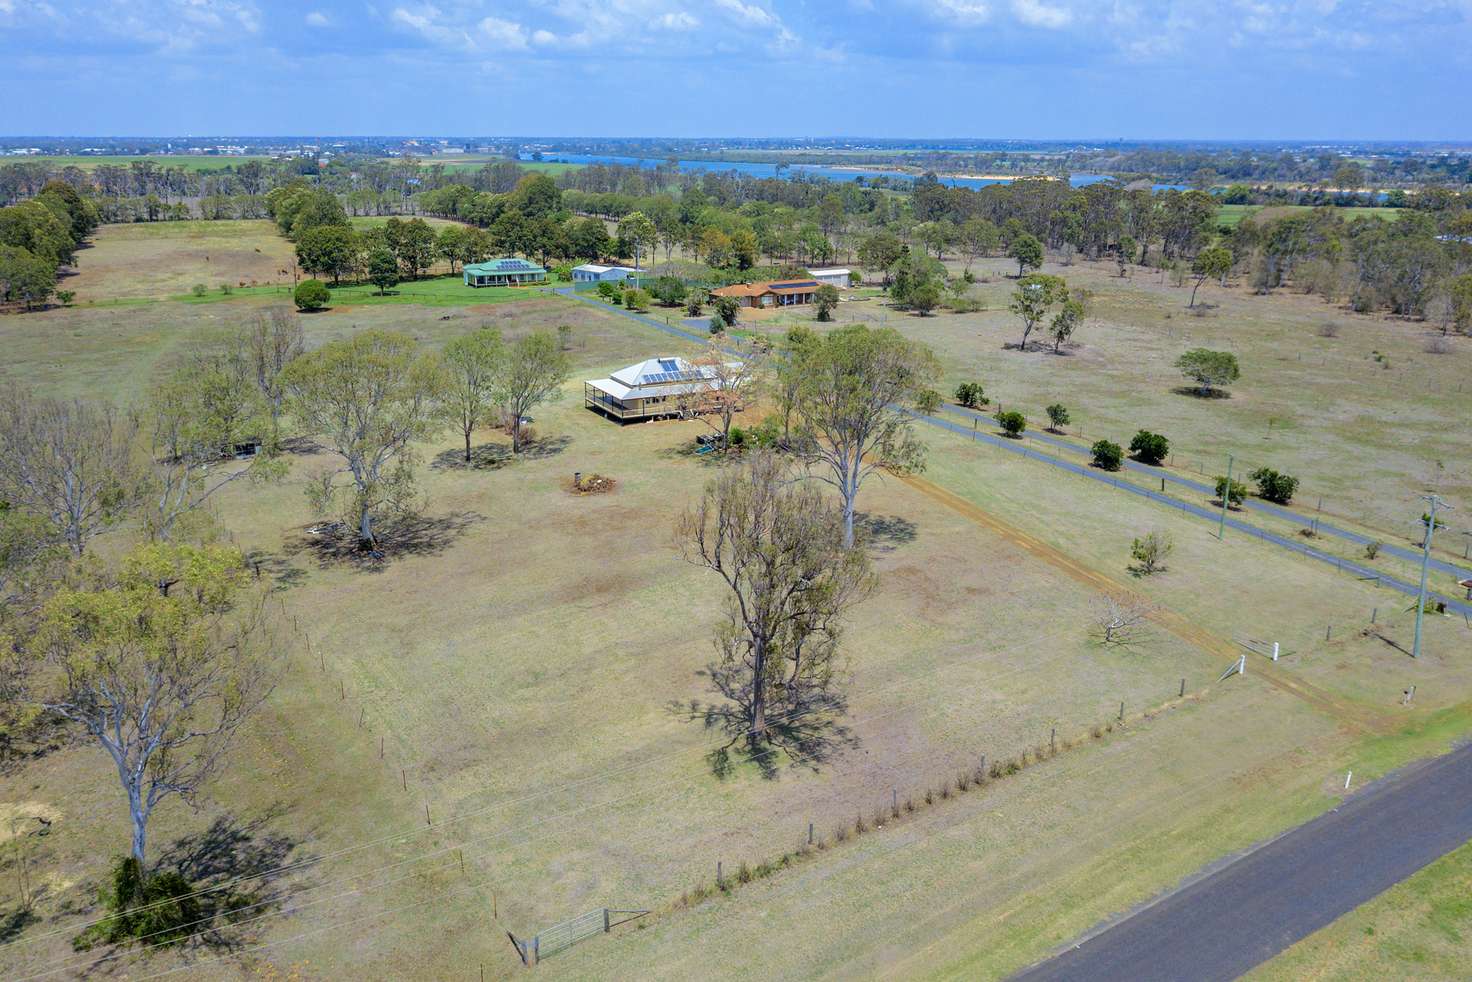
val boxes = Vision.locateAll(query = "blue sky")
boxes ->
[2,0,1470,139]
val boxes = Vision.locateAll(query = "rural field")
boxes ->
[739,254,1472,552]
[2,218,1470,980]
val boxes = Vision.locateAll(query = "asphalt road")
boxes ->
[1011,742,1472,982]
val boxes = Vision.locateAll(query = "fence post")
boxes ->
[716,861,722,888]
[1371,608,1377,624]
[980,753,987,776]
[1118,701,1124,721]
[1050,727,1056,754]
[892,787,898,813]
[808,822,813,845]
[1326,624,1332,641]
[532,936,539,965]
[1272,642,1280,662]
[604,908,610,933]
[1179,678,1186,698]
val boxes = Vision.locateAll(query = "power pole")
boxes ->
[1218,454,1234,540]
[1414,494,1452,660]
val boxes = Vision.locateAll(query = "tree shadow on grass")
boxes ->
[668,664,857,781]
[288,511,483,572]
[241,549,308,592]
[430,435,571,471]
[855,512,918,553]
[1171,386,1233,400]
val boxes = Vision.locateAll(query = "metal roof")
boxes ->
[464,258,547,274]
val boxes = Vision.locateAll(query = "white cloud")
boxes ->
[304,10,328,26]
[1011,0,1071,28]
[656,10,698,29]
[715,0,779,28]
[934,0,991,24]
[477,15,529,49]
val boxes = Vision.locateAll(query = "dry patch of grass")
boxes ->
[64,220,296,301]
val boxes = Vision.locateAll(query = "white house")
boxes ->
[572,263,644,284]
[810,267,852,289]
[584,356,744,423]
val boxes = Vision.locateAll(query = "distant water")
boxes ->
[523,152,1188,192]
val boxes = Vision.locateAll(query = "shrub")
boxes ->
[1045,403,1070,431]
[595,280,620,301]
[623,287,651,312]
[736,861,752,884]
[219,282,233,295]
[1214,476,1248,508]
[191,283,208,297]
[1250,467,1299,504]
[996,410,1026,437]
[1129,430,1169,465]
[74,856,201,950]
[915,388,943,415]
[1364,541,1381,560]
[56,289,75,305]
[954,381,987,408]
[293,278,330,311]
[854,813,867,834]
[727,426,747,449]
[1091,439,1123,471]
[1316,321,1340,338]
[1130,530,1173,575]
[649,275,687,307]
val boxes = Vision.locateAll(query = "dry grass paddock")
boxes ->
[2,250,1471,979]
[743,254,1472,541]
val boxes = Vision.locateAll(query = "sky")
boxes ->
[2,0,1470,140]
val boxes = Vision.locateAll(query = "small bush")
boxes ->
[1130,530,1173,575]
[74,856,201,950]
[1250,467,1299,504]
[904,797,915,813]
[219,282,233,295]
[1045,403,1071,431]
[834,825,849,844]
[293,278,330,312]
[915,388,943,415]
[56,289,75,305]
[1091,439,1123,471]
[1214,476,1248,508]
[854,813,867,835]
[924,789,934,806]
[737,861,752,884]
[939,784,951,800]
[1129,430,1170,465]
[191,283,207,297]
[1425,336,1451,354]
[954,381,987,408]
[1317,321,1340,338]
[996,410,1026,437]
[1364,541,1381,560]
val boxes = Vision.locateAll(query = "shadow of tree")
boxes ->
[147,809,310,953]
[288,511,483,572]
[1171,386,1233,400]
[855,513,918,552]
[668,664,858,780]
[431,435,571,471]
[0,906,38,944]
[241,550,308,592]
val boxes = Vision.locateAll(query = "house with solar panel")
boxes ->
[583,356,743,423]
[710,279,820,310]
[463,257,548,287]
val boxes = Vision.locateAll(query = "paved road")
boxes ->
[560,289,1472,618]
[1011,742,1472,982]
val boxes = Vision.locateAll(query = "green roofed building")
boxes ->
[463,257,548,287]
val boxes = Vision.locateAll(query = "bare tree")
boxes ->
[678,338,766,449]
[237,306,304,446]
[35,544,279,866]
[1094,594,1152,646]
[793,326,941,547]
[0,388,149,556]
[677,453,874,753]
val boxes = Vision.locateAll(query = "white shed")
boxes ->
[573,263,643,283]
[810,267,852,289]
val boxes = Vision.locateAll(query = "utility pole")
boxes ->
[1218,454,1234,540]
[1414,494,1452,660]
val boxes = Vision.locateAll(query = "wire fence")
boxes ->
[511,906,649,965]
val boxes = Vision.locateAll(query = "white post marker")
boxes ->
[1344,770,1353,791]
[1272,642,1280,662]
[1239,653,1246,676]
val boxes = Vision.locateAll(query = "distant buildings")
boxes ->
[463,258,548,287]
